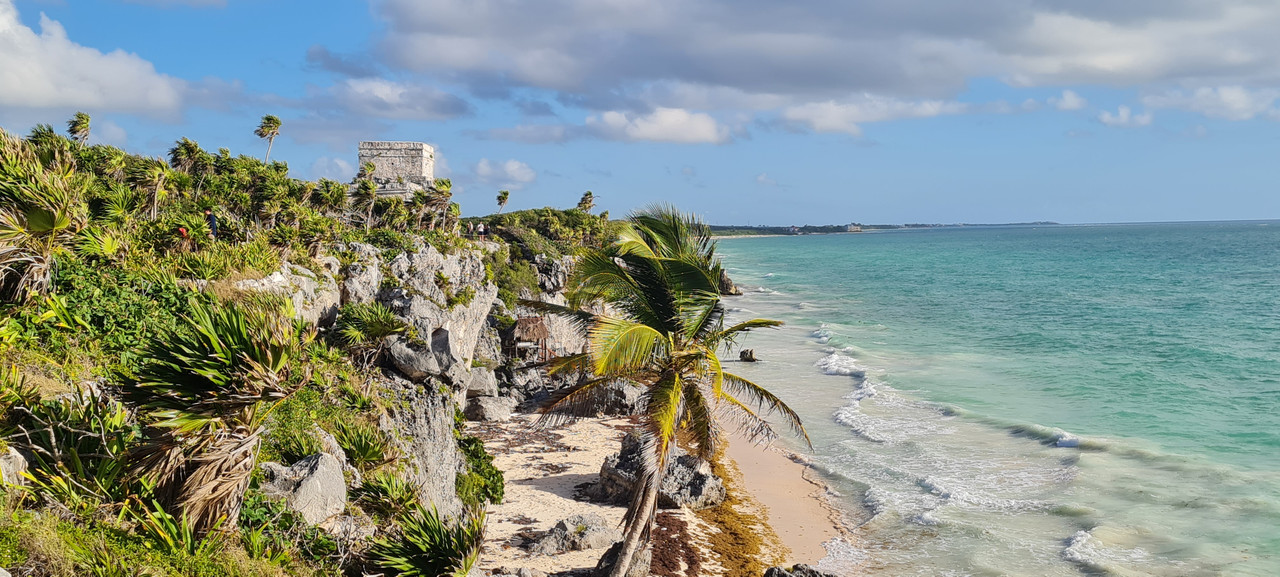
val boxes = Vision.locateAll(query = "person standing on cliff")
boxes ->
[477,222,486,241]
[205,208,219,240]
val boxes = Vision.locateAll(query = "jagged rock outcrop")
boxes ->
[534,254,574,294]
[377,375,464,518]
[719,268,743,296]
[595,543,652,577]
[464,396,517,422]
[259,453,348,525]
[236,260,342,326]
[387,335,441,381]
[466,368,499,398]
[740,349,758,362]
[763,565,841,577]
[529,513,621,555]
[315,426,361,487]
[379,244,498,367]
[592,432,726,510]
[1,446,27,486]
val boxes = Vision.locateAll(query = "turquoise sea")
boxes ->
[717,222,1280,576]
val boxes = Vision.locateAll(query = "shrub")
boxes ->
[455,436,503,506]
[332,302,409,367]
[368,506,485,577]
[238,490,337,566]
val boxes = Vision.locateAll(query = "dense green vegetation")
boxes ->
[0,114,619,576]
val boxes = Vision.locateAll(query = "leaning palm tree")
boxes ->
[127,157,170,220]
[125,297,311,535]
[254,115,282,162]
[496,190,509,213]
[66,112,91,145]
[529,205,808,577]
[355,179,378,232]
[577,191,595,213]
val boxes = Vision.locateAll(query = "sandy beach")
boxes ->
[468,414,853,576]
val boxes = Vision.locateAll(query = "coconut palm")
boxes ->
[125,297,311,535]
[66,112,91,145]
[430,179,452,231]
[577,191,595,213]
[254,115,282,162]
[496,190,509,213]
[313,178,349,215]
[530,205,808,577]
[127,157,170,220]
[355,179,378,232]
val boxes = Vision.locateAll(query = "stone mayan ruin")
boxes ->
[357,141,435,197]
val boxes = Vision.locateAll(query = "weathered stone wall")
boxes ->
[357,141,435,188]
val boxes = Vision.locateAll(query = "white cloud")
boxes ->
[586,108,730,144]
[1049,90,1088,111]
[1142,86,1280,121]
[474,158,537,189]
[332,78,470,120]
[310,157,354,182]
[0,2,185,115]
[755,173,779,187]
[782,96,968,136]
[1098,105,1153,127]
[89,120,128,147]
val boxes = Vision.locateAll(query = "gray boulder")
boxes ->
[235,263,341,326]
[1,446,27,486]
[599,381,645,416]
[0,567,11,577]
[595,432,726,510]
[466,368,499,398]
[594,542,651,577]
[259,453,347,525]
[530,514,621,555]
[387,335,441,381]
[763,565,840,577]
[314,427,361,487]
[378,375,464,518]
[465,396,517,422]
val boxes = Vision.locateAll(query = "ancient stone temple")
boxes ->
[357,141,435,197]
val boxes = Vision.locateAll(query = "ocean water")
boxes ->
[716,222,1280,576]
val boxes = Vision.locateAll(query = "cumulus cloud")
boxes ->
[331,78,471,120]
[586,108,731,144]
[0,2,184,116]
[474,158,537,189]
[1098,105,1153,127]
[782,96,968,135]
[1142,86,1280,121]
[1049,90,1088,111]
[89,120,128,147]
[310,157,355,182]
[372,0,1280,119]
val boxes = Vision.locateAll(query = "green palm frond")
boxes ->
[370,505,486,577]
[589,316,666,375]
[722,371,811,448]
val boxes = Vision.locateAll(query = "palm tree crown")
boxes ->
[532,205,808,576]
[66,112,91,145]
[254,114,282,162]
[496,189,510,213]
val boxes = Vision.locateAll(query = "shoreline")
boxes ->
[470,414,857,576]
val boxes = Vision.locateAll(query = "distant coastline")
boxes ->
[710,221,1059,237]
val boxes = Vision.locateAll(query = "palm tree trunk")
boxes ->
[264,137,275,162]
[609,478,658,577]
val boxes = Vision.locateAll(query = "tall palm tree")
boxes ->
[429,178,452,231]
[125,298,311,535]
[530,206,808,577]
[355,179,378,232]
[66,112,91,145]
[254,115,282,162]
[496,189,510,213]
[127,157,170,220]
[577,191,595,213]
[313,178,349,215]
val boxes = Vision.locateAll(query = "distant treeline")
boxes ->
[708,222,1058,236]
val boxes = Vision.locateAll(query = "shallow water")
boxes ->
[717,222,1280,576]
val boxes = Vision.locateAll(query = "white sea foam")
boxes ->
[811,325,832,343]
[816,352,866,379]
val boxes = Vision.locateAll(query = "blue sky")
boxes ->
[2,0,1279,225]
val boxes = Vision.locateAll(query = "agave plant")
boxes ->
[333,302,408,367]
[369,505,486,577]
[332,419,392,471]
[356,471,419,519]
[124,297,313,535]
